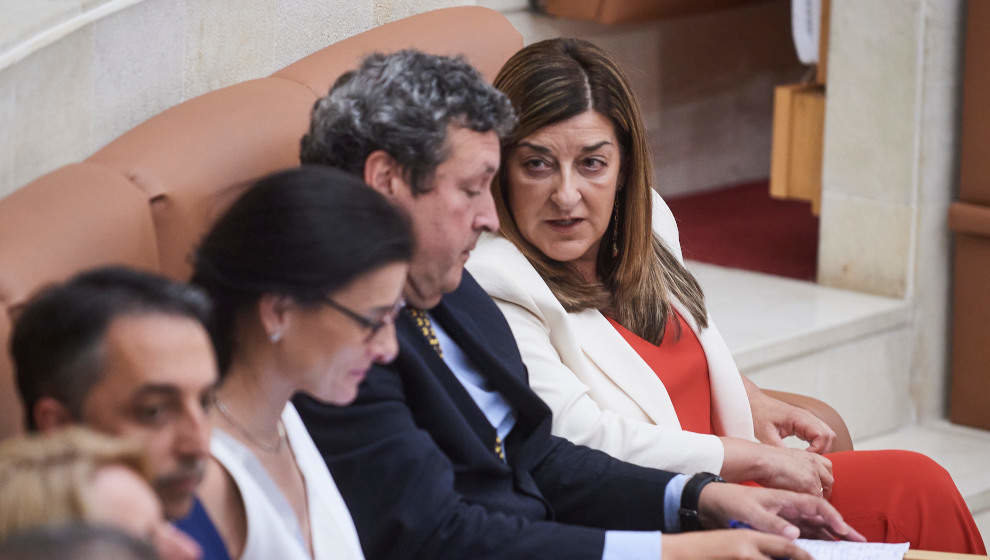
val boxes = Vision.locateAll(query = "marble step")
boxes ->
[686,261,914,441]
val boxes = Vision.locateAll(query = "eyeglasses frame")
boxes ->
[319,295,406,341]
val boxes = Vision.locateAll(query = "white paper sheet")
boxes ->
[791,0,822,64]
[795,539,910,560]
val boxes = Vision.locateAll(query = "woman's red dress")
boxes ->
[607,312,986,554]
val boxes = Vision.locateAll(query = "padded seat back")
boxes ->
[0,163,161,438]
[0,6,522,439]
[88,78,316,279]
[89,7,522,281]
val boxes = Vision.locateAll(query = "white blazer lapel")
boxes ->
[670,296,754,440]
[573,294,754,441]
[569,308,683,428]
[654,189,755,439]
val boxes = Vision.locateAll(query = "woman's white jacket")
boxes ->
[466,191,756,475]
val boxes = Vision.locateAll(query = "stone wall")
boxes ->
[818,0,966,418]
[487,0,805,198]
[0,0,472,199]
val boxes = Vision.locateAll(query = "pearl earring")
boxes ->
[270,330,283,343]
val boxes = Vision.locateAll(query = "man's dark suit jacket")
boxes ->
[294,272,678,560]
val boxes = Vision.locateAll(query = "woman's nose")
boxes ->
[369,322,400,364]
[550,173,581,210]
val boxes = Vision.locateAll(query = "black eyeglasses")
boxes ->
[320,296,406,341]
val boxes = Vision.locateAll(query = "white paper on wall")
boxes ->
[791,0,822,65]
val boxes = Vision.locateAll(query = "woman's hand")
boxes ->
[662,530,812,560]
[697,482,865,543]
[720,437,834,498]
[743,378,836,454]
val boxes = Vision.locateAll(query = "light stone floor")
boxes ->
[686,261,990,545]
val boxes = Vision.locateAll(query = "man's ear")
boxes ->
[33,397,74,433]
[363,150,405,199]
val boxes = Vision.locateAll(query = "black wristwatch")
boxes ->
[678,472,725,531]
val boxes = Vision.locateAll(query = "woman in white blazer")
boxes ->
[179,167,412,560]
[467,38,986,554]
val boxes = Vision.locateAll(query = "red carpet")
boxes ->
[663,181,819,281]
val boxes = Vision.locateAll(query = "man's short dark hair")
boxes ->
[10,266,212,431]
[0,524,158,560]
[300,49,516,194]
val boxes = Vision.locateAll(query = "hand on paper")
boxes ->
[697,482,866,543]
[662,529,813,560]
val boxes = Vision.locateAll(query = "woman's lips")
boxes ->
[546,218,583,231]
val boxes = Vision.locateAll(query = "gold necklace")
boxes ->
[214,395,286,454]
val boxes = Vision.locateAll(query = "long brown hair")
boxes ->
[491,38,707,344]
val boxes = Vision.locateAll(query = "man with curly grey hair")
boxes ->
[294,50,847,560]
[301,50,514,311]
[301,50,516,196]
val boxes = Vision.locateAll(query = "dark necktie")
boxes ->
[406,307,505,461]
[406,307,443,358]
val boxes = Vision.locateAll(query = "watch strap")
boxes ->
[678,472,725,532]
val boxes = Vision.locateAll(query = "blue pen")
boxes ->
[728,520,790,560]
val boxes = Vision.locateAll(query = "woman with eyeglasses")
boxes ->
[177,166,412,560]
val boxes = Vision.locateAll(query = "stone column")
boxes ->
[818,0,965,418]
